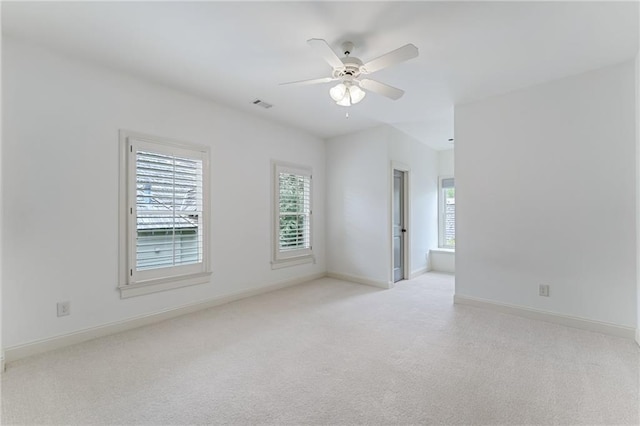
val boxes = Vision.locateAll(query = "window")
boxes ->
[119,131,210,297]
[439,177,455,249]
[273,163,313,267]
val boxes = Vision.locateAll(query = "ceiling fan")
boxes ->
[281,39,419,106]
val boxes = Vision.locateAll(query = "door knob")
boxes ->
[401,229,407,233]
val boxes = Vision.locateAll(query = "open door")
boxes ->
[393,170,406,282]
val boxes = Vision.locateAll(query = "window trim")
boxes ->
[438,176,455,250]
[118,130,211,298]
[271,161,314,268]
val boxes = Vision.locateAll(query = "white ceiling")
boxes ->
[2,1,638,150]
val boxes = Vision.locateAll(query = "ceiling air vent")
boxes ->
[252,99,273,109]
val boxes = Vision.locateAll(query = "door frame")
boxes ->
[390,162,410,285]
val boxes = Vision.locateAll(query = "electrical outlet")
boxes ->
[539,285,550,297]
[57,301,71,317]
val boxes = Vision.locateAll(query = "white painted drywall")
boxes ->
[325,126,439,285]
[636,52,640,344]
[325,126,391,286]
[438,149,454,177]
[1,38,326,348]
[0,23,4,365]
[455,60,637,327]
[430,250,455,274]
[387,127,439,277]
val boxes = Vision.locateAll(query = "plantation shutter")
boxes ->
[275,164,312,260]
[127,137,208,285]
[135,150,204,271]
[441,177,455,188]
[441,177,455,248]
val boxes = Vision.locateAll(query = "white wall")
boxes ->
[430,251,455,274]
[387,127,439,277]
[636,52,640,344]
[455,61,637,328]
[326,125,438,285]
[326,127,390,286]
[0,24,4,366]
[1,38,326,348]
[438,149,454,177]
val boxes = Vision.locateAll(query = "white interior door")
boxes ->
[393,170,405,282]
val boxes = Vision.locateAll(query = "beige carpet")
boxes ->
[1,273,638,425]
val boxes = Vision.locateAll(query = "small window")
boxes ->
[439,177,455,249]
[273,162,313,267]
[119,130,210,297]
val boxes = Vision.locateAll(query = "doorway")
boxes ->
[393,169,407,282]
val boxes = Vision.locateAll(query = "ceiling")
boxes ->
[2,1,638,151]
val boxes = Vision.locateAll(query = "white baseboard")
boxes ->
[409,267,429,279]
[454,294,635,340]
[4,272,325,365]
[326,272,390,289]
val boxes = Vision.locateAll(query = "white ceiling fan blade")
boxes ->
[359,79,405,100]
[307,38,345,70]
[361,44,418,74]
[280,77,337,86]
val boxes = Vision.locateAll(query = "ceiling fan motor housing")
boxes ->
[333,41,366,81]
[332,56,364,80]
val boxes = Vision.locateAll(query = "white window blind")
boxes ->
[120,130,210,297]
[439,176,455,249]
[135,150,203,271]
[274,164,312,262]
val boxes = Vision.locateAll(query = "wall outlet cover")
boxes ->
[57,301,71,317]
[539,285,550,297]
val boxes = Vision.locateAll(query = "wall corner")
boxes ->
[635,50,640,343]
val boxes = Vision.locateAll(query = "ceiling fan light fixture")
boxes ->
[330,82,365,107]
[336,94,351,107]
[329,83,347,101]
[349,85,366,104]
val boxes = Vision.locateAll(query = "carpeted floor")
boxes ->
[1,273,638,425]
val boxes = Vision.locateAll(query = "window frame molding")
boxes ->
[118,130,211,298]
[271,160,314,268]
[438,175,455,250]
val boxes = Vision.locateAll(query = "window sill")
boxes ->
[119,271,212,298]
[271,255,315,270]
[431,248,455,254]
